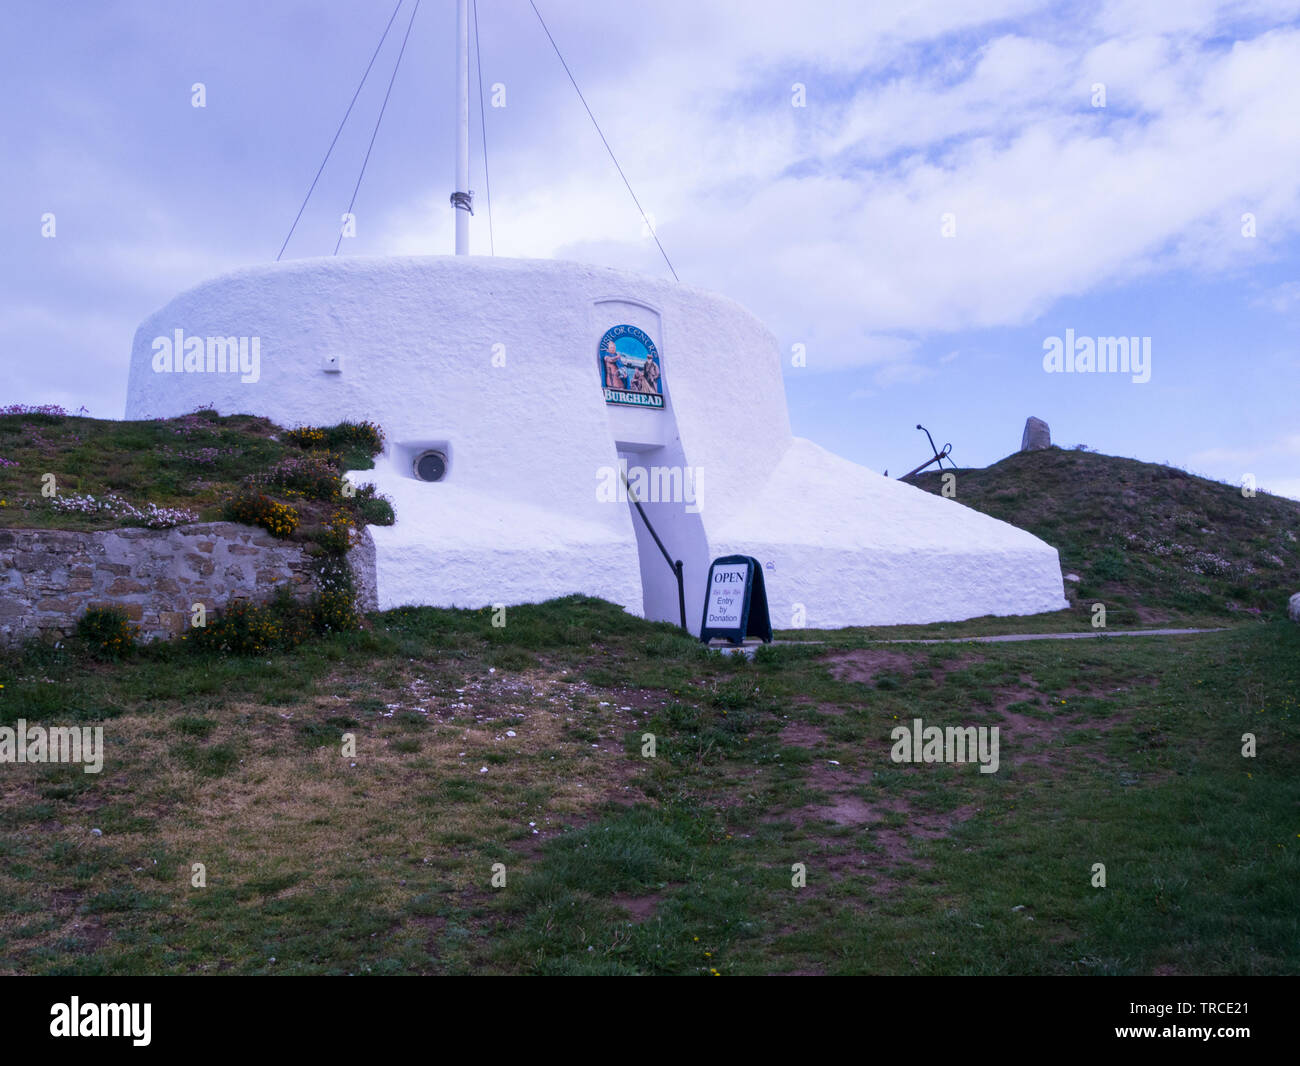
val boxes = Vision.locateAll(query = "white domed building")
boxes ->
[124,254,1068,633]
[124,1,1067,634]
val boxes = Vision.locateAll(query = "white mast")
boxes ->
[453,0,471,254]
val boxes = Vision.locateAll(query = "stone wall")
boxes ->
[0,523,320,644]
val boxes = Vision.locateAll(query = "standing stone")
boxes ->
[1021,417,1051,452]
[1289,592,1300,623]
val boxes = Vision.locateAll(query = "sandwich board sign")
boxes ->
[699,555,773,645]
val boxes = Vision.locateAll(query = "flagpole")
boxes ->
[453,0,471,254]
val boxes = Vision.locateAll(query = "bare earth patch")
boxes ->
[761,651,1151,898]
[610,893,664,922]
[779,720,826,747]
[824,649,918,685]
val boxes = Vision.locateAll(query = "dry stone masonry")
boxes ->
[0,522,351,644]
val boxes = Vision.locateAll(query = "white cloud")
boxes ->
[14,0,1300,421]
[1259,477,1300,501]
[1251,280,1300,312]
[1188,433,1300,501]
[383,3,1300,376]
[1192,432,1300,464]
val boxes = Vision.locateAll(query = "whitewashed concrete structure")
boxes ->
[125,255,1067,632]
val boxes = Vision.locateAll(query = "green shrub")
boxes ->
[311,586,360,634]
[324,420,384,455]
[1092,546,1129,583]
[285,420,384,457]
[187,599,285,656]
[353,484,395,526]
[282,425,327,449]
[184,590,312,656]
[315,508,358,556]
[249,454,342,501]
[74,607,136,660]
[269,586,313,647]
[223,489,298,537]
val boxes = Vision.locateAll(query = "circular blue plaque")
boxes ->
[598,324,663,409]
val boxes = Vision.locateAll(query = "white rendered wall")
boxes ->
[125,257,647,616]
[709,438,1068,628]
[125,255,1068,630]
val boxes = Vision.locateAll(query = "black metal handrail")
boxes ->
[621,473,687,632]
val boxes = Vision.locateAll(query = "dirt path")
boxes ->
[880,627,1230,645]
[721,628,1231,656]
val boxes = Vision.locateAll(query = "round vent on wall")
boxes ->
[414,450,447,482]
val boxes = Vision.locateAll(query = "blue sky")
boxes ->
[4,0,1299,496]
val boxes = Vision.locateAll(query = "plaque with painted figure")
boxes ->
[598,324,664,409]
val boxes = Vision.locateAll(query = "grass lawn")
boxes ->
[1,598,1295,976]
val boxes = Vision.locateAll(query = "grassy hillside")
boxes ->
[1,597,1295,975]
[909,447,1299,626]
[0,405,387,544]
[2,419,1296,976]
[0,408,287,528]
